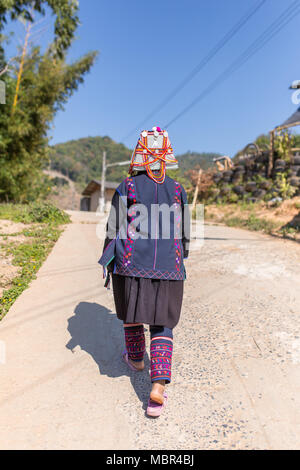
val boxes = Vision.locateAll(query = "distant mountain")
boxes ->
[49,136,132,188]
[49,136,220,189]
[176,151,221,172]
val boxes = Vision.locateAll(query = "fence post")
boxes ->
[268,130,275,178]
[192,169,203,216]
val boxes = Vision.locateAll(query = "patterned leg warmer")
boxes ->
[124,324,145,362]
[150,326,173,384]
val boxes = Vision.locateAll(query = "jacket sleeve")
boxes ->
[100,184,127,271]
[103,191,121,250]
[181,185,190,259]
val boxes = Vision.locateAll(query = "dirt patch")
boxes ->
[0,219,32,246]
[205,197,300,242]
[48,186,81,211]
[0,234,30,246]
[253,197,300,225]
[44,170,81,211]
[0,220,27,235]
[0,219,30,296]
[0,258,20,297]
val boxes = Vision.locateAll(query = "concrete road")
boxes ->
[0,210,300,450]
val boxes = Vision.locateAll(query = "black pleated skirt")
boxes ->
[112,274,184,329]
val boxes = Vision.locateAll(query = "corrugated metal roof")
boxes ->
[82,180,119,196]
[279,106,300,128]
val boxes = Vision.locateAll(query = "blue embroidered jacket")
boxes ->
[99,172,190,281]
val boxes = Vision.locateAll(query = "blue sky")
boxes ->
[5,0,300,156]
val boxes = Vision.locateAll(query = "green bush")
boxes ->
[225,214,278,233]
[275,174,296,200]
[27,202,70,225]
[0,202,70,225]
[227,192,239,204]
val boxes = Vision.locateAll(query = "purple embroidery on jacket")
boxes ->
[123,178,137,268]
[174,182,182,273]
[115,264,185,280]
[153,183,158,269]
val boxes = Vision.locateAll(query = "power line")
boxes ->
[164,0,300,128]
[122,0,267,142]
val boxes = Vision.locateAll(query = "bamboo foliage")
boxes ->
[0,1,98,202]
[11,18,32,114]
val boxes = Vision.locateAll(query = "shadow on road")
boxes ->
[66,302,151,410]
[280,212,300,243]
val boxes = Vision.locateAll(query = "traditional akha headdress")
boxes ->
[129,127,178,184]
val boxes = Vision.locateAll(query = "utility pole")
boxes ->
[99,151,106,213]
[98,152,131,213]
[192,168,202,215]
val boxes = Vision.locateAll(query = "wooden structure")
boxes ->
[81,180,119,212]
[191,169,203,214]
[213,156,234,172]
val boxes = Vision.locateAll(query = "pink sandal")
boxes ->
[147,392,168,417]
[122,350,143,372]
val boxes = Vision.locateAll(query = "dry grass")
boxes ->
[205,197,300,242]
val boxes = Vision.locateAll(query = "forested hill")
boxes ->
[49,136,220,188]
[177,151,221,172]
[49,136,132,187]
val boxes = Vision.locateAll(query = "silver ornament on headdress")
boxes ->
[130,128,178,172]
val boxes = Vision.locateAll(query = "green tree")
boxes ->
[0,0,79,59]
[0,3,98,202]
[0,46,97,201]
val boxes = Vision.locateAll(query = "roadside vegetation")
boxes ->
[185,130,300,242]
[0,202,70,321]
[0,1,97,203]
[205,197,300,242]
[0,2,94,319]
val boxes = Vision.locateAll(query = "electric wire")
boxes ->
[122,0,267,141]
[164,0,300,128]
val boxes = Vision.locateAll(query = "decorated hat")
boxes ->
[129,127,178,184]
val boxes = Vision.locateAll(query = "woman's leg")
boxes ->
[149,325,173,403]
[123,323,145,370]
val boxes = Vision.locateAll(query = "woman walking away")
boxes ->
[99,127,190,417]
